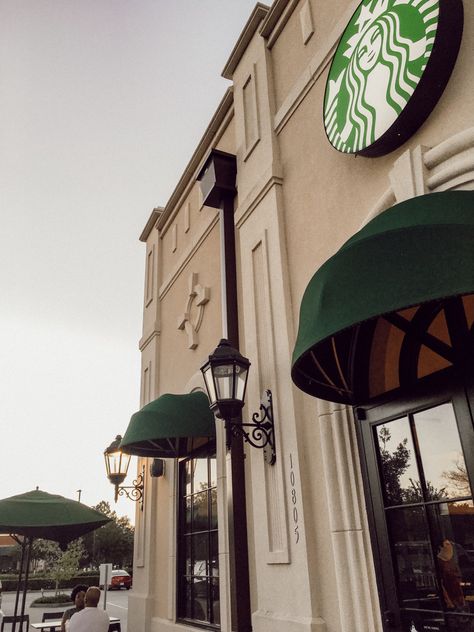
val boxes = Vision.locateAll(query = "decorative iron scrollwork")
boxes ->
[227,390,276,465]
[115,468,145,510]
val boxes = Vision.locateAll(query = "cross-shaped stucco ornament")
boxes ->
[177,273,210,349]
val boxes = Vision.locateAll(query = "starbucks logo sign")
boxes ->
[324,0,463,157]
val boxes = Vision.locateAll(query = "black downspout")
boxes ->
[219,196,252,632]
[198,148,252,632]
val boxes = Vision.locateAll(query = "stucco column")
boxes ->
[318,399,383,632]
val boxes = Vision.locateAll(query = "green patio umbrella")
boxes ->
[0,488,110,632]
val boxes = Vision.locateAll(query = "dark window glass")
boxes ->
[184,536,192,575]
[414,404,471,501]
[193,492,209,532]
[375,417,421,506]
[193,577,209,621]
[193,459,209,491]
[185,497,192,533]
[427,501,474,613]
[386,506,442,611]
[177,455,219,628]
[181,576,192,620]
[367,394,474,632]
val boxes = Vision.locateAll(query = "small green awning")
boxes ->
[292,191,474,404]
[120,391,216,458]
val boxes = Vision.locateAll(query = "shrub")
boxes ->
[0,574,100,592]
[31,593,72,605]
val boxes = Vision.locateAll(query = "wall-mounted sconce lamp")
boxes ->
[201,338,276,465]
[104,435,165,511]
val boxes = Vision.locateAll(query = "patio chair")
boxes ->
[0,614,29,631]
[108,623,121,632]
[41,612,65,631]
[42,612,64,621]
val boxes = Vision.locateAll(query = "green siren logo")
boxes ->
[324,0,463,157]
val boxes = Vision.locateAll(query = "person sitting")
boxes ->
[61,584,88,632]
[69,586,110,632]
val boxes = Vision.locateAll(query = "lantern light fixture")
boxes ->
[104,435,145,509]
[201,339,276,465]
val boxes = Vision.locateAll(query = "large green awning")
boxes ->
[292,191,474,405]
[120,391,216,458]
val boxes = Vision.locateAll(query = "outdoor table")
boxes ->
[30,615,120,631]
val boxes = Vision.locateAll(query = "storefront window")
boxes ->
[177,455,219,628]
[362,390,474,631]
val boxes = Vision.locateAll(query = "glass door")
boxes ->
[359,382,474,632]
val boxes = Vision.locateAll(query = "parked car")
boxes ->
[108,569,132,590]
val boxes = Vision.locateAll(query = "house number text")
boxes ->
[289,453,300,544]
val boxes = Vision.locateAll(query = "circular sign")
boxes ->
[323,0,463,157]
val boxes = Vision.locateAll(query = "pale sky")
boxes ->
[0,0,259,522]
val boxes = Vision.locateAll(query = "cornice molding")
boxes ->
[260,0,299,48]
[139,326,160,351]
[221,4,270,80]
[139,207,163,243]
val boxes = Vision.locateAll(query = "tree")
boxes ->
[442,459,471,497]
[23,538,85,594]
[49,539,85,595]
[377,425,413,504]
[31,539,62,570]
[82,501,134,569]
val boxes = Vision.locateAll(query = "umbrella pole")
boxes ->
[19,536,32,632]
[12,536,26,632]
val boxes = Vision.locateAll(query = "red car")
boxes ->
[109,569,132,590]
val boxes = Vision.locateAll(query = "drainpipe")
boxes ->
[198,149,252,632]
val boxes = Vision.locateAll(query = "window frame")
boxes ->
[176,449,219,630]
[355,372,474,631]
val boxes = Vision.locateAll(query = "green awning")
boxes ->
[120,391,216,458]
[292,191,474,404]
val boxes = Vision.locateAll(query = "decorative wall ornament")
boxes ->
[323,0,463,157]
[177,272,210,349]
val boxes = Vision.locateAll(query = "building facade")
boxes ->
[121,2,474,631]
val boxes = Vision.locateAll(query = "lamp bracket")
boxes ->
[115,466,145,511]
[228,389,276,465]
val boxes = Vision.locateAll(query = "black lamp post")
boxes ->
[104,435,145,509]
[201,339,276,464]
[201,338,250,419]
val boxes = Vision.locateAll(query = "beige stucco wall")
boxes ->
[130,1,474,631]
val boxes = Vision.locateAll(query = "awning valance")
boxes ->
[292,191,474,404]
[120,391,215,458]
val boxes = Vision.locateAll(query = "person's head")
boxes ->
[70,584,88,610]
[85,586,101,608]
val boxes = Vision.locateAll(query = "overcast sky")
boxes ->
[0,0,259,522]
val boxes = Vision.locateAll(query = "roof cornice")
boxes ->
[139,207,163,242]
[260,0,298,45]
[221,3,270,80]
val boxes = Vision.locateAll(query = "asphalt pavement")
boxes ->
[1,589,128,631]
